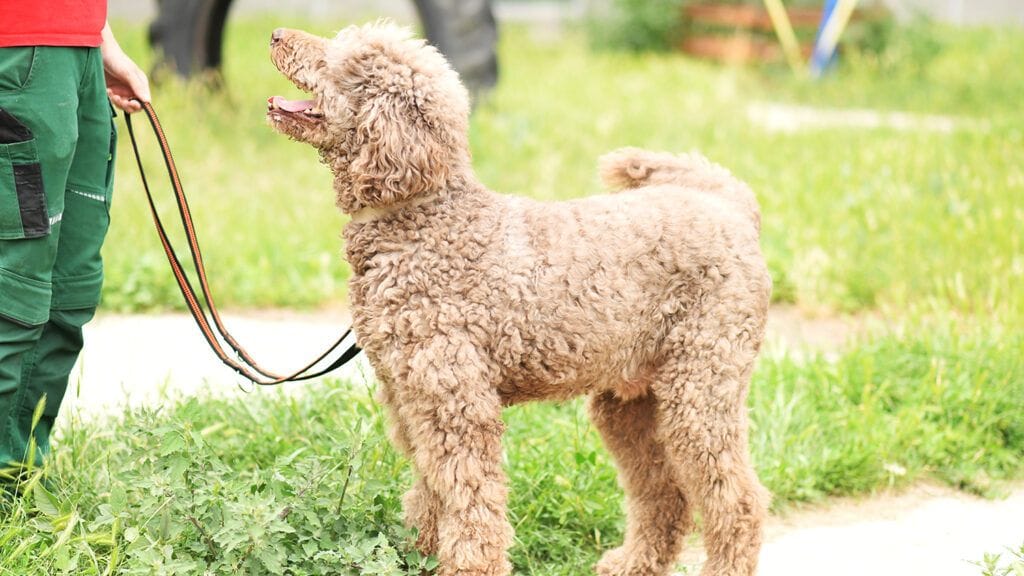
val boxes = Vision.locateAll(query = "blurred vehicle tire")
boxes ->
[149,0,233,83]
[149,0,498,98]
[412,0,499,100]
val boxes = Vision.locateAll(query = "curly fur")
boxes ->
[269,22,771,576]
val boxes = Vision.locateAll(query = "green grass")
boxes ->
[2,328,1022,574]
[103,18,1024,320]
[753,328,1024,501]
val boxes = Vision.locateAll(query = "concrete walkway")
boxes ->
[60,310,369,418]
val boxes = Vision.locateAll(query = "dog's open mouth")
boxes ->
[267,95,324,119]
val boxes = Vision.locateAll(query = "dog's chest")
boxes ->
[344,217,497,350]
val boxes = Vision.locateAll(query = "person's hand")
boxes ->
[100,23,151,113]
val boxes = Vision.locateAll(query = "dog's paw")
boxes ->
[437,566,511,576]
[595,547,629,575]
[596,546,669,576]
[436,556,513,576]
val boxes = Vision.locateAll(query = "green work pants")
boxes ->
[0,46,116,467]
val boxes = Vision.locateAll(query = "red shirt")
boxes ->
[0,1,107,48]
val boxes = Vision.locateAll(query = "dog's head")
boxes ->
[268,22,471,214]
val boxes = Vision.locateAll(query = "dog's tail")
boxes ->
[598,147,761,232]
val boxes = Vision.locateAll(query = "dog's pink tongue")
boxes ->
[269,96,314,112]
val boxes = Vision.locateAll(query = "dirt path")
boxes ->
[60,305,864,417]
[62,309,367,417]
[58,307,1021,575]
[679,483,1024,575]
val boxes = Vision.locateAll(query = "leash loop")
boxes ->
[123,101,361,385]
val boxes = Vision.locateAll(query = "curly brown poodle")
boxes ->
[267,22,771,576]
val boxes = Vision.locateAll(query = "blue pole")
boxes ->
[810,0,839,77]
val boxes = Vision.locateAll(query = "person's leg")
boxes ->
[13,46,115,464]
[0,46,91,467]
[0,320,45,472]
[13,308,96,462]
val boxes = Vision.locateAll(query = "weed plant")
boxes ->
[974,543,1024,576]
[586,0,685,52]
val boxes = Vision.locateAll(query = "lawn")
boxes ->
[101,17,1023,320]
[1,14,1022,576]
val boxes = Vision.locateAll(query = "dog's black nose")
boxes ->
[271,28,284,46]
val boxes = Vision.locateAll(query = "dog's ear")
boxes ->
[347,89,458,209]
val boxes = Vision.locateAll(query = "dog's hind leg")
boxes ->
[395,337,512,576]
[654,302,770,576]
[589,390,694,576]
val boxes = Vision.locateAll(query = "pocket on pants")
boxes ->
[0,108,49,240]
[104,111,117,210]
[0,47,37,93]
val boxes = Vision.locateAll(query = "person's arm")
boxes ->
[100,22,151,113]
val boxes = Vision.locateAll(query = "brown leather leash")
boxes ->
[122,101,361,385]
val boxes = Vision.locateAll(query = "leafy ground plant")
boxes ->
[2,387,431,576]
[974,543,1024,576]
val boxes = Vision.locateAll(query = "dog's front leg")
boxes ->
[378,383,443,556]
[394,338,513,576]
